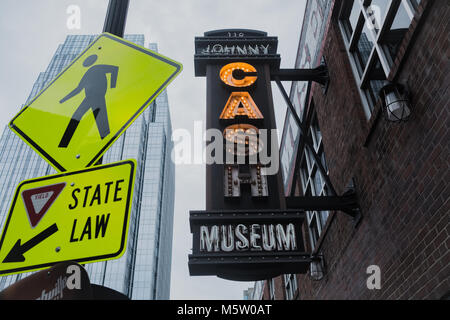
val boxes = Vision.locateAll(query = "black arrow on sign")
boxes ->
[2,223,58,263]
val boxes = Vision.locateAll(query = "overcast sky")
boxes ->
[0,0,306,299]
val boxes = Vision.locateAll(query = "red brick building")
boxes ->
[259,0,449,300]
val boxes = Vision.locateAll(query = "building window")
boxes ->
[363,51,386,111]
[268,278,276,300]
[298,112,330,249]
[413,0,422,8]
[339,0,418,119]
[340,0,360,40]
[380,2,414,66]
[283,274,298,300]
[354,22,375,75]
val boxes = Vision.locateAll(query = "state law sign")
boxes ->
[0,160,136,276]
[9,33,182,172]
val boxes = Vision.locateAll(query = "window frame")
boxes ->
[268,278,276,300]
[338,0,417,119]
[283,273,298,300]
[297,112,330,250]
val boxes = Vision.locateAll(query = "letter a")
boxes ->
[366,265,381,290]
[66,265,81,290]
[220,92,264,119]
[66,5,81,30]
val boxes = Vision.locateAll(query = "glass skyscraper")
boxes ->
[0,35,175,299]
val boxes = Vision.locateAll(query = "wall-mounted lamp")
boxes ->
[309,254,326,281]
[379,82,411,122]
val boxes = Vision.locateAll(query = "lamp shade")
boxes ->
[379,82,411,122]
[309,255,325,281]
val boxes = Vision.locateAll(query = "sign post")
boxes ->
[103,0,129,38]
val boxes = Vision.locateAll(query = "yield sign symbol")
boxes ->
[21,183,66,228]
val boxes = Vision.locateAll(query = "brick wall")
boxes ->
[270,0,449,300]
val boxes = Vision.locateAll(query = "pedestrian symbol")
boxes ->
[9,33,182,172]
[59,54,118,148]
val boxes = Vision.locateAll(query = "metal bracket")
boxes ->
[286,178,362,227]
[232,57,330,90]
[271,57,330,92]
[341,178,362,227]
[274,72,337,197]
[309,253,326,281]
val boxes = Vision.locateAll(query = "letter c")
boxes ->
[220,62,257,87]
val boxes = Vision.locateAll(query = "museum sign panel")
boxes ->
[188,29,310,281]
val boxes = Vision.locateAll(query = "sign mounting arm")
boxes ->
[273,71,361,225]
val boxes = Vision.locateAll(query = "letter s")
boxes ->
[68,188,80,210]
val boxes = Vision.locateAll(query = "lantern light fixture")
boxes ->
[309,255,326,281]
[379,82,412,122]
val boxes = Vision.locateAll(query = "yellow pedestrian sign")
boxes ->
[0,159,136,276]
[9,33,182,172]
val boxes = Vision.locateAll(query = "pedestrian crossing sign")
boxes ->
[9,33,182,172]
